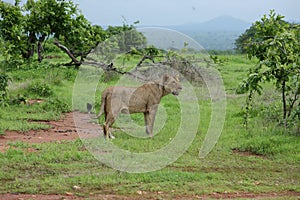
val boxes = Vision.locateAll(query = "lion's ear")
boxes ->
[174,74,180,81]
[163,74,170,82]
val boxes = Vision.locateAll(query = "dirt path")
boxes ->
[0,112,100,153]
[0,191,299,200]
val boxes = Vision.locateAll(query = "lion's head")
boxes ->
[161,74,182,96]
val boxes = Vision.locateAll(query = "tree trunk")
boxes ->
[37,35,46,62]
[282,79,287,127]
[25,32,36,59]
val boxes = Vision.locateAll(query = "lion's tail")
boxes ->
[87,96,105,119]
[87,102,104,119]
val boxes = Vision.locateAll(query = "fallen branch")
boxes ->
[136,55,155,67]
[82,61,150,81]
[53,40,81,66]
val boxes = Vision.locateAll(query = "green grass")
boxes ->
[0,54,299,198]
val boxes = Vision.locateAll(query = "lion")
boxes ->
[87,74,182,139]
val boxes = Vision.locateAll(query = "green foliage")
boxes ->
[91,26,147,67]
[0,1,26,68]
[0,0,149,70]
[237,10,300,127]
[129,45,162,58]
[106,24,147,52]
[23,0,107,62]
[235,122,300,156]
[234,25,257,54]
[207,49,236,55]
[28,81,53,97]
[57,19,106,62]
[210,55,229,65]
[42,98,71,114]
[24,0,78,37]
[0,0,107,65]
[0,73,10,106]
[127,45,163,66]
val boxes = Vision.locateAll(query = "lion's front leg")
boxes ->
[144,112,151,136]
[144,105,158,138]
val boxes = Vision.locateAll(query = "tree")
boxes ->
[24,0,74,61]
[237,10,300,127]
[86,23,147,66]
[0,0,107,66]
[106,23,147,52]
[24,0,107,64]
[54,17,107,66]
[0,0,146,67]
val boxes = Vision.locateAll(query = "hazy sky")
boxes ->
[72,0,300,26]
[4,0,300,26]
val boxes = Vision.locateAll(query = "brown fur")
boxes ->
[89,74,182,139]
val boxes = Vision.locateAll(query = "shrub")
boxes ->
[0,73,10,106]
[28,81,53,97]
[42,98,71,114]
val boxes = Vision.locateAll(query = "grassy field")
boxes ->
[0,54,299,199]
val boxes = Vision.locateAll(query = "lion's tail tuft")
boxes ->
[87,102,103,119]
[87,103,93,114]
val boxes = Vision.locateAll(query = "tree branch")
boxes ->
[136,55,155,67]
[53,40,81,66]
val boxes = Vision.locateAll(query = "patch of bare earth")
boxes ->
[0,191,299,200]
[232,148,266,159]
[0,111,101,153]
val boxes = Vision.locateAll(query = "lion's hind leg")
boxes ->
[103,113,116,139]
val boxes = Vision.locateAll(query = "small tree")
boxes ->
[237,10,300,127]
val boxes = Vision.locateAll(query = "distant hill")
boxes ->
[169,15,251,32]
[184,30,243,51]
[142,16,252,51]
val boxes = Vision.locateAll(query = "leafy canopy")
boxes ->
[0,0,146,67]
[0,0,107,66]
[0,1,26,67]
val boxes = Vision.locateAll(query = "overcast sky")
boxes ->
[72,0,300,26]
[4,0,300,26]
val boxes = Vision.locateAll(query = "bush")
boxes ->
[28,81,53,97]
[42,98,71,114]
[0,73,10,106]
